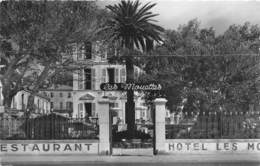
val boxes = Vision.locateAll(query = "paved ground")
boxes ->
[1,154,260,166]
[5,162,260,166]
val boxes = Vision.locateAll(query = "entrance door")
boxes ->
[84,103,92,117]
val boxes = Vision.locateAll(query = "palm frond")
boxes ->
[105,0,164,51]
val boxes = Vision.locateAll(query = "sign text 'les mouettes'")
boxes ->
[100,83,162,91]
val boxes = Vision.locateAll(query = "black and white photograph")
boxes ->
[1,0,260,165]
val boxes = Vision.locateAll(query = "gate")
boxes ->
[111,107,155,155]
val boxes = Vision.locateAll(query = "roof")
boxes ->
[20,89,50,101]
[43,84,73,91]
[35,113,69,120]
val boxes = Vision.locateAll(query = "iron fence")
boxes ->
[0,114,99,140]
[166,111,260,139]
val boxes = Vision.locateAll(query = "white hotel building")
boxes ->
[71,41,150,123]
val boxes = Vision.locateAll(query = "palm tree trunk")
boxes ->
[125,56,135,138]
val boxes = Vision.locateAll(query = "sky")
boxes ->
[97,0,260,35]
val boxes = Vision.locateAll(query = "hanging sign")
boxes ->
[100,83,162,91]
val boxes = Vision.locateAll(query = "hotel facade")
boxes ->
[71,42,150,123]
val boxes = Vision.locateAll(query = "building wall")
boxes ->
[11,90,50,114]
[73,63,144,91]
[72,90,149,121]
[44,90,73,112]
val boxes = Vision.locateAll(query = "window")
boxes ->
[84,68,91,89]
[107,68,115,83]
[51,102,54,109]
[78,70,83,89]
[141,111,145,117]
[50,92,54,98]
[85,41,92,59]
[21,94,25,109]
[77,44,85,60]
[37,99,40,109]
[60,102,63,109]
[60,92,63,97]
[68,92,71,98]
[109,102,118,108]
[66,102,72,110]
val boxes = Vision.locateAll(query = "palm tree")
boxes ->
[105,0,164,138]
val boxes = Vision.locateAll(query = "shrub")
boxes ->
[112,130,151,142]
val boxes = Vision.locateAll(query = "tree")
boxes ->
[0,1,106,110]
[140,20,260,116]
[104,0,164,137]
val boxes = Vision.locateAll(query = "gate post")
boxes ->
[153,98,167,154]
[98,98,111,155]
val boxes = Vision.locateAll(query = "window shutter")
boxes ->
[93,42,98,60]
[77,103,80,118]
[77,44,85,61]
[115,68,119,83]
[101,45,107,60]
[94,42,101,58]
[134,68,138,79]
[78,103,83,118]
[91,68,96,90]
[102,68,107,83]
[76,44,80,61]
[120,68,126,82]
[78,70,84,90]
[91,103,96,117]
[72,44,77,60]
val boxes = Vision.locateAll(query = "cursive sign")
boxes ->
[100,83,162,91]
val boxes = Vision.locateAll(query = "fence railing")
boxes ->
[166,111,260,139]
[0,114,99,140]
